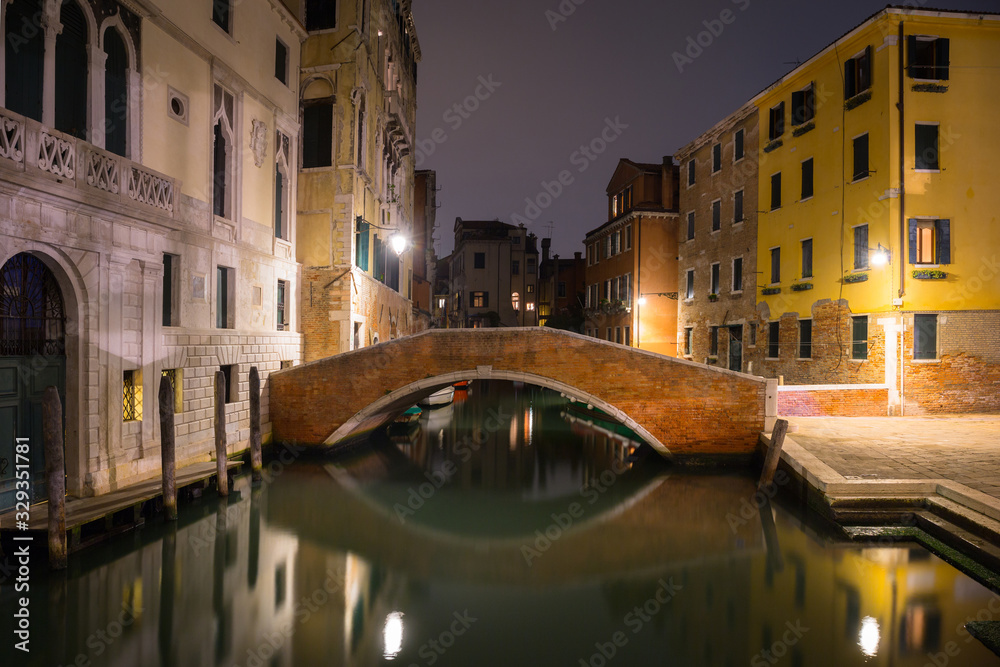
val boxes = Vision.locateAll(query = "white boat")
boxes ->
[419,386,455,408]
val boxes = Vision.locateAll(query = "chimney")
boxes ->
[574,251,582,261]
[542,237,551,262]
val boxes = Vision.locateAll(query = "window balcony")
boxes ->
[0,107,176,216]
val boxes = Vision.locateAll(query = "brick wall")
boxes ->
[778,386,888,416]
[270,328,767,458]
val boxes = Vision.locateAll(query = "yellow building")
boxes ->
[752,7,1000,413]
[295,0,421,361]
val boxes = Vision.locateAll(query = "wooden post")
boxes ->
[158,525,177,665]
[215,370,228,497]
[758,418,789,492]
[249,366,262,483]
[43,386,66,570]
[759,498,785,574]
[159,375,177,520]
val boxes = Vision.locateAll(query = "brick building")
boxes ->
[538,238,586,329]
[583,158,680,356]
[411,170,438,330]
[676,104,761,373]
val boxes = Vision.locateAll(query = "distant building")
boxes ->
[676,104,761,372]
[749,6,1000,413]
[449,218,539,328]
[583,158,680,355]
[411,170,438,330]
[538,238,586,330]
[297,0,421,360]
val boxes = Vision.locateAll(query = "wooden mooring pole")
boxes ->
[215,370,229,497]
[159,374,177,520]
[249,366,262,483]
[758,418,789,492]
[43,386,66,570]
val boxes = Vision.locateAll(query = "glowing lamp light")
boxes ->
[872,243,890,267]
[637,297,647,306]
[859,616,880,658]
[383,612,404,660]
[390,233,408,256]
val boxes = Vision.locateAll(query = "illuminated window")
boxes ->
[526,302,535,312]
[123,370,142,421]
[471,291,488,308]
[511,292,520,311]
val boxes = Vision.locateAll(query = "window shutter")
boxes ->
[908,219,918,264]
[938,38,950,80]
[845,57,856,98]
[936,219,951,264]
[907,36,918,77]
[861,46,873,90]
[356,222,369,271]
[791,90,804,124]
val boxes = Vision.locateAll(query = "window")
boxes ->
[750,324,757,347]
[914,314,938,360]
[163,254,179,326]
[55,0,89,140]
[734,190,744,223]
[686,212,695,240]
[853,134,869,181]
[557,282,567,298]
[526,284,534,294]
[471,291,488,308]
[306,0,337,31]
[792,84,815,125]
[915,124,940,170]
[845,46,873,99]
[624,327,631,347]
[216,266,233,329]
[771,173,781,210]
[167,88,189,125]
[709,327,718,356]
[734,129,745,161]
[908,36,949,80]
[909,219,950,265]
[212,0,232,33]
[474,252,486,269]
[276,280,287,331]
[302,100,333,168]
[275,131,291,239]
[104,27,130,157]
[162,368,183,414]
[212,85,236,218]
[732,257,743,292]
[801,158,814,200]
[687,159,696,186]
[511,292,520,311]
[615,327,622,344]
[512,260,520,276]
[355,219,369,270]
[712,200,721,232]
[854,225,869,270]
[220,364,236,404]
[604,236,612,259]
[684,328,693,355]
[685,269,695,300]
[610,231,620,256]
[768,102,785,141]
[5,0,45,123]
[275,38,288,85]
[799,320,812,359]
[607,328,614,342]
[800,239,813,279]
[625,225,632,250]
[768,322,780,359]
[513,236,521,245]
[123,370,141,421]
[712,143,722,173]
[852,316,868,360]
[770,247,781,284]
[710,263,720,295]
[528,257,536,274]
[356,94,366,168]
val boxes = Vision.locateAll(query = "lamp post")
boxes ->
[356,216,409,257]
[635,292,678,349]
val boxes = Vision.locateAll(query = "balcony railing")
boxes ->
[0,107,176,216]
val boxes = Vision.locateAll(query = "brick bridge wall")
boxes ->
[269,328,767,459]
[778,385,889,417]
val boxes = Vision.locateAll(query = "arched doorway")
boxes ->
[0,253,66,511]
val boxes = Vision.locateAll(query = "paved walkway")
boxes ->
[784,415,1000,500]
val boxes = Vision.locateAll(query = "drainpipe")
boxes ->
[898,21,906,415]
[636,219,642,348]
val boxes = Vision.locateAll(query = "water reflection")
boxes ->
[2,383,999,666]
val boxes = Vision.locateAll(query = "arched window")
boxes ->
[104,27,129,157]
[511,292,520,312]
[356,94,365,168]
[0,254,65,356]
[274,131,290,239]
[212,84,235,219]
[5,0,45,121]
[55,0,89,140]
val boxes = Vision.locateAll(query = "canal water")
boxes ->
[3,381,1000,666]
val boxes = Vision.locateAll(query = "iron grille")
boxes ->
[0,253,66,356]
[123,370,138,421]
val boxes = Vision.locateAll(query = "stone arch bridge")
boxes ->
[269,328,772,459]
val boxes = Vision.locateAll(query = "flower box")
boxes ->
[912,83,948,93]
[844,89,872,111]
[792,122,815,138]
[844,272,869,284]
[763,139,783,153]
[912,269,947,280]
[708,293,719,302]
[790,282,813,292]
[761,287,781,295]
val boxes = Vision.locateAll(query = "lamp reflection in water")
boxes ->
[859,615,880,657]
[383,612,404,660]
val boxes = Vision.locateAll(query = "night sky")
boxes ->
[411,0,997,259]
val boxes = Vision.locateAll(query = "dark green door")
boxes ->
[728,325,743,372]
[0,253,67,512]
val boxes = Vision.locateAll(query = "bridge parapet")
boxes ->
[269,328,767,459]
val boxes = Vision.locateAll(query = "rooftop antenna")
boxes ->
[545,221,555,238]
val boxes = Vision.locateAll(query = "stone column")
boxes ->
[44,386,66,570]
[88,43,106,148]
[41,11,60,128]
[158,374,176,520]
[215,370,228,496]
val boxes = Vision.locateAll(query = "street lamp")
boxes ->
[356,216,409,256]
[635,292,678,348]
[871,243,890,267]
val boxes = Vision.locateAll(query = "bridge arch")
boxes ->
[270,328,768,460]
[328,369,671,456]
